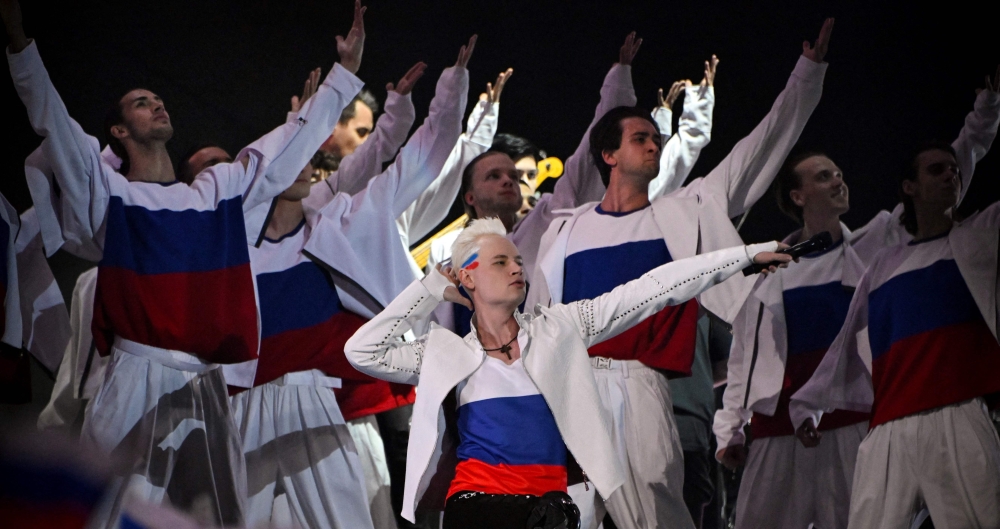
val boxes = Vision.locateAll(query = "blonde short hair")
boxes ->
[451,217,507,271]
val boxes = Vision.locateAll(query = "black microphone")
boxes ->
[742,231,833,276]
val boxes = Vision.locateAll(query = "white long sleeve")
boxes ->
[545,242,776,348]
[398,99,497,249]
[9,40,364,250]
[712,295,757,450]
[649,85,715,200]
[954,89,1000,206]
[511,63,636,276]
[303,91,417,211]
[695,56,826,219]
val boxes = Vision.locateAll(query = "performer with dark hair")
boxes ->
[789,124,1000,526]
[714,70,1000,528]
[528,19,833,529]
[3,0,365,523]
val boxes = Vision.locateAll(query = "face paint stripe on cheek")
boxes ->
[462,252,479,270]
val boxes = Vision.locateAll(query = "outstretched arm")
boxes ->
[696,19,832,218]
[398,68,511,246]
[335,37,473,221]
[5,1,113,251]
[650,55,719,200]
[238,0,367,212]
[321,62,425,199]
[954,66,1000,206]
[545,242,786,348]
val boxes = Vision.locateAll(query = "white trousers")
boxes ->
[230,370,374,529]
[735,422,866,529]
[348,414,399,529]
[569,359,695,529]
[82,338,247,528]
[848,398,1000,529]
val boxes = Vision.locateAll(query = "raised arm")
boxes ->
[321,62,425,200]
[239,1,367,212]
[398,68,510,245]
[695,19,832,218]
[954,66,1000,205]
[650,56,719,200]
[335,37,472,219]
[544,242,783,348]
[511,34,639,262]
[6,0,114,250]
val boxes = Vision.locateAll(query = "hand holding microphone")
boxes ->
[743,232,833,276]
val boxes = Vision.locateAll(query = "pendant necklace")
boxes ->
[483,333,518,360]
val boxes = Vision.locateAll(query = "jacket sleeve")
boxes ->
[696,56,826,218]
[337,66,468,220]
[649,85,715,201]
[544,242,777,349]
[240,62,365,213]
[789,270,875,430]
[8,40,114,250]
[345,269,455,384]
[398,99,496,246]
[322,91,417,199]
[712,289,758,451]
[37,268,93,431]
[954,89,1000,206]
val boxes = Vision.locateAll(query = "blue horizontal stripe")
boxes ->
[257,261,342,339]
[563,239,671,303]
[101,196,250,274]
[868,259,981,360]
[457,394,566,466]
[783,281,854,356]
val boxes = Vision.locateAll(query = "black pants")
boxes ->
[375,404,426,528]
[443,491,579,529]
[682,450,715,528]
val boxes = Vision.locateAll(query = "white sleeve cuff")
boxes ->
[745,241,780,261]
[420,268,454,302]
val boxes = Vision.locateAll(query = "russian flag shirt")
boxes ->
[562,204,698,376]
[449,348,567,498]
[751,239,869,437]
[864,232,1000,427]
[247,219,416,417]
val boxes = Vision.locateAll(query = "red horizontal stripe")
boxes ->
[448,458,567,498]
[255,311,369,386]
[588,299,698,377]
[752,348,869,438]
[871,320,1000,428]
[335,379,415,421]
[92,265,259,364]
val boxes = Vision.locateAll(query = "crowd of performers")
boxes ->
[2,1,1000,527]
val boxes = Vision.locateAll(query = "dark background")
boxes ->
[2,0,998,258]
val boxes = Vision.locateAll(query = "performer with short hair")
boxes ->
[528,19,833,529]
[3,0,365,522]
[714,69,1000,529]
[344,216,790,528]
[789,134,1000,527]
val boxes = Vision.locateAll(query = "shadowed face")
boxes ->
[280,163,314,201]
[112,89,174,145]
[903,149,961,212]
[185,146,233,180]
[466,153,522,219]
[790,155,849,220]
[322,101,374,156]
